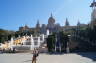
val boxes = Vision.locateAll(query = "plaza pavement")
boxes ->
[0,53,96,63]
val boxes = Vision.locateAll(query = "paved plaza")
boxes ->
[0,53,96,63]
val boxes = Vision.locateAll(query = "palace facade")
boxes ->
[19,14,83,35]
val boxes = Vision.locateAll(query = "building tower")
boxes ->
[90,0,96,27]
[77,20,81,26]
[36,20,40,34]
[36,20,40,28]
[65,18,69,26]
[90,0,96,21]
[41,24,46,34]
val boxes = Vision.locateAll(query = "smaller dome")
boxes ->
[24,25,29,29]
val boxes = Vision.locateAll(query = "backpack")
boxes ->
[33,53,39,57]
[36,53,39,57]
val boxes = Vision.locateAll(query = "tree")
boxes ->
[59,31,69,51]
[0,29,15,43]
[47,34,56,52]
[47,31,70,52]
[72,24,96,51]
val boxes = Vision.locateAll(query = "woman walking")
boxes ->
[32,48,39,63]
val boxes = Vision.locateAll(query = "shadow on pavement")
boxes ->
[77,52,96,61]
[44,52,65,55]
[24,60,32,62]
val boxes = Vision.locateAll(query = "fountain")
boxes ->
[30,35,34,50]
[66,42,70,53]
[22,36,26,45]
[59,44,61,52]
[42,34,45,42]
[55,35,57,52]
[66,35,71,53]
[38,37,40,47]
[10,37,14,50]
[46,29,49,36]
[55,34,62,52]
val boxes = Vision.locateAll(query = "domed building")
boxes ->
[19,25,30,32]
[48,14,55,25]
[39,13,62,34]
[47,14,57,33]
[18,13,74,35]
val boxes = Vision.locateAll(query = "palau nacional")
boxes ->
[0,0,96,53]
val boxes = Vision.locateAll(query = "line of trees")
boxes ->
[72,24,96,51]
[47,33,56,52]
[0,29,35,43]
[0,29,14,43]
[47,24,96,52]
[47,32,70,52]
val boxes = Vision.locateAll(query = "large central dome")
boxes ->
[48,14,55,24]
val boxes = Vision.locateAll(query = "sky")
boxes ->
[0,0,93,31]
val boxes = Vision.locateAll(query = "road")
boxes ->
[0,53,96,63]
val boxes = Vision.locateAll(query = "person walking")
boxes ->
[32,48,39,63]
